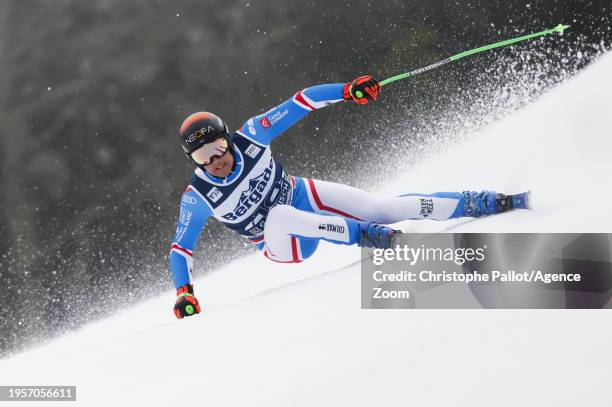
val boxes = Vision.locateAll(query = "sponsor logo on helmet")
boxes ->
[187,125,218,144]
[221,160,273,221]
[207,187,223,203]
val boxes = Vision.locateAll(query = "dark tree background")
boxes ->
[0,0,610,356]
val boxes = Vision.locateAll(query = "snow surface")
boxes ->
[1,52,612,406]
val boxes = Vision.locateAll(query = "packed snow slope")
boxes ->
[1,52,612,406]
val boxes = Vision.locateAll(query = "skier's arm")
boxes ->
[236,75,381,145]
[169,187,211,318]
[236,83,345,145]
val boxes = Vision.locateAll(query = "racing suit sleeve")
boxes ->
[236,83,345,145]
[169,187,212,289]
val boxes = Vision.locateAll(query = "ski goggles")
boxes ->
[189,136,229,166]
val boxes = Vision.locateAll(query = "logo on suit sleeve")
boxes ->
[260,117,271,128]
[207,187,223,203]
[247,118,257,135]
[182,194,197,205]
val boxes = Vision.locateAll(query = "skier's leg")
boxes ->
[297,178,461,222]
[296,178,502,222]
[260,204,363,263]
[256,233,319,264]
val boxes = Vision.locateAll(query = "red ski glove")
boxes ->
[173,284,201,319]
[342,75,381,105]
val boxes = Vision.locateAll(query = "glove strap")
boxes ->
[342,82,352,101]
[177,284,194,297]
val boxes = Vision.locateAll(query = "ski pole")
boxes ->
[353,24,570,98]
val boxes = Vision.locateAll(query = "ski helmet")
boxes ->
[179,112,233,167]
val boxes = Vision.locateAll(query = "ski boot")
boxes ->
[358,222,402,249]
[495,190,532,212]
[462,190,532,217]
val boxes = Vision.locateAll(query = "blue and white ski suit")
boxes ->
[169,83,469,289]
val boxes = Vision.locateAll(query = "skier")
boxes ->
[170,75,530,319]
